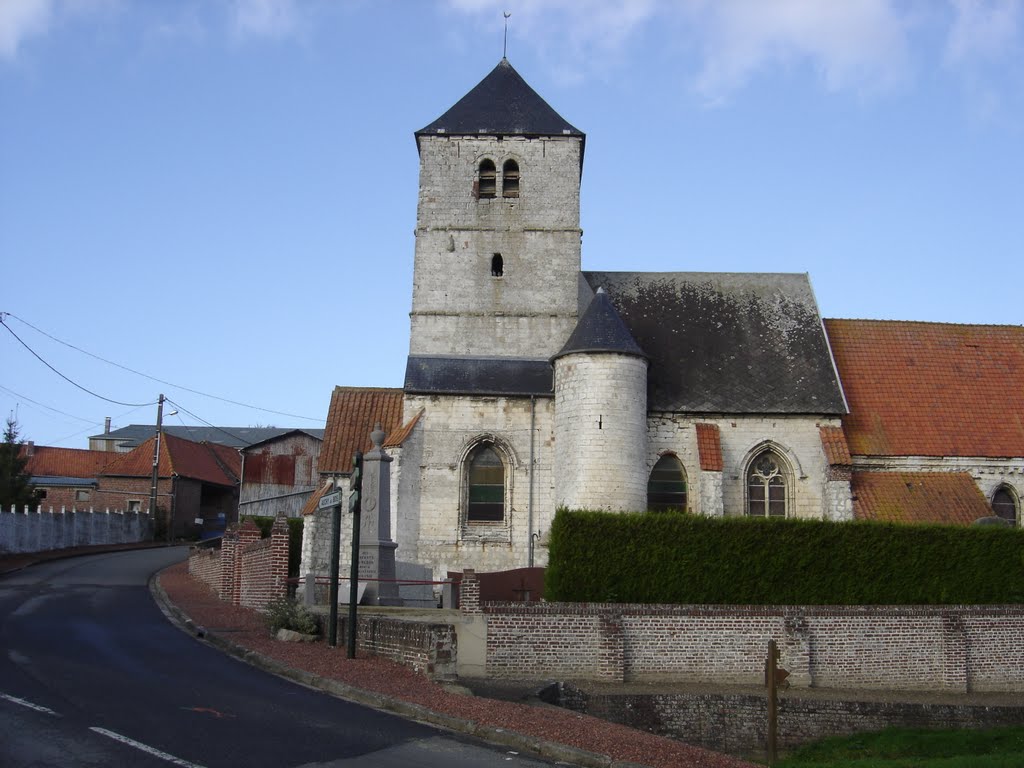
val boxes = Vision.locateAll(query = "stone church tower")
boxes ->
[409,58,584,358]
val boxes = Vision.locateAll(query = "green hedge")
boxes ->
[246,516,304,578]
[545,509,1024,605]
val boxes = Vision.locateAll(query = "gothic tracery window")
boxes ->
[647,455,687,512]
[747,450,787,518]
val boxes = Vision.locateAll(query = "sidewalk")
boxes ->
[153,561,758,768]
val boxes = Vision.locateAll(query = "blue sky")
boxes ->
[2,0,1022,449]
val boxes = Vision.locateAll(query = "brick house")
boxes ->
[22,444,117,510]
[96,433,241,539]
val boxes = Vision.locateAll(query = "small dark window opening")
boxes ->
[648,455,687,512]
[993,487,1017,523]
[502,159,519,198]
[491,253,503,277]
[478,159,496,199]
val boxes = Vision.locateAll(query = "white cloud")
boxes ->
[685,0,912,103]
[946,0,1020,63]
[0,0,53,59]
[229,0,299,41]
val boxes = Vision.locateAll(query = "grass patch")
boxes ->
[776,726,1024,767]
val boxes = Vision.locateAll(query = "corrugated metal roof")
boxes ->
[852,471,992,526]
[90,425,324,450]
[826,319,1024,458]
[319,387,404,474]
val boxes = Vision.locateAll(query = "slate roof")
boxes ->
[416,58,583,142]
[404,357,554,397]
[90,425,324,450]
[319,387,405,475]
[100,433,240,487]
[553,288,646,361]
[825,319,1024,458]
[583,272,847,414]
[24,446,116,479]
[852,471,992,525]
[695,423,723,471]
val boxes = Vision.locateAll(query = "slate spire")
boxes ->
[552,288,646,361]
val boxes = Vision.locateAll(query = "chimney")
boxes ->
[26,441,35,457]
[104,417,111,435]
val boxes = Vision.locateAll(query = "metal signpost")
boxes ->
[324,486,343,646]
[347,452,363,659]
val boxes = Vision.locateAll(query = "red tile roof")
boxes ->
[852,471,992,526]
[100,433,240,487]
[24,446,116,478]
[825,319,1024,458]
[319,387,404,474]
[301,480,334,517]
[384,409,423,449]
[819,426,851,466]
[696,423,723,471]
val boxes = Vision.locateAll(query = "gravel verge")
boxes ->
[154,562,757,768]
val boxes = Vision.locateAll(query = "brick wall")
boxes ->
[188,514,289,610]
[333,613,457,680]
[479,597,1024,692]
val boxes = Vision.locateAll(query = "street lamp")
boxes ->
[148,395,177,543]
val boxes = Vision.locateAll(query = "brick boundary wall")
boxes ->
[480,599,1024,692]
[557,683,1024,759]
[189,514,290,611]
[334,614,457,680]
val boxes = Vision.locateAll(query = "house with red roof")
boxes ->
[96,433,241,539]
[22,444,118,510]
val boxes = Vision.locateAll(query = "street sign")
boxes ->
[319,491,342,510]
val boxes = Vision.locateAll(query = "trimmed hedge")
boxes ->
[246,515,304,578]
[545,509,1024,605]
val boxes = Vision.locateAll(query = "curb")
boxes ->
[149,573,652,768]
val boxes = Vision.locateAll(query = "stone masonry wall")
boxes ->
[333,613,457,680]
[481,601,1024,692]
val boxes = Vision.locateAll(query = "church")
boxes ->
[301,59,1024,584]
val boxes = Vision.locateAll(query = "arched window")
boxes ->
[747,450,787,518]
[477,159,496,199]
[491,253,503,277]
[502,159,519,198]
[647,455,687,512]
[993,486,1018,524]
[467,443,504,522]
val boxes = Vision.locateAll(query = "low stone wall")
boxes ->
[553,683,1024,759]
[0,506,153,554]
[458,573,1024,692]
[333,613,457,680]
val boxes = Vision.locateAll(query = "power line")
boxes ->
[0,314,155,408]
[2,312,323,422]
[165,398,262,447]
[0,383,97,424]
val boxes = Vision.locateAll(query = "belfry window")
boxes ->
[467,443,504,522]
[502,159,519,198]
[647,455,687,512]
[491,253,503,277]
[993,486,1018,524]
[478,159,496,199]
[747,450,787,518]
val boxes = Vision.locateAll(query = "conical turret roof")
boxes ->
[553,288,646,361]
[416,58,584,140]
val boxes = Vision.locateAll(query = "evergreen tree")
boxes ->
[0,416,42,511]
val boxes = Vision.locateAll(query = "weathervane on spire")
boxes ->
[503,11,511,58]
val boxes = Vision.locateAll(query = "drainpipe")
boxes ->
[528,395,536,567]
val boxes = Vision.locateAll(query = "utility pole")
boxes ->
[149,394,165,541]
[347,451,363,659]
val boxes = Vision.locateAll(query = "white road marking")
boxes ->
[89,727,208,768]
[0,691,59,716]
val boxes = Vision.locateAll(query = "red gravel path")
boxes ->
[158,562,756,768]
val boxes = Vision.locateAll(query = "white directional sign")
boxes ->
[319,491,343,510]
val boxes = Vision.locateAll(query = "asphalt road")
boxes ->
[0,547,553,767]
